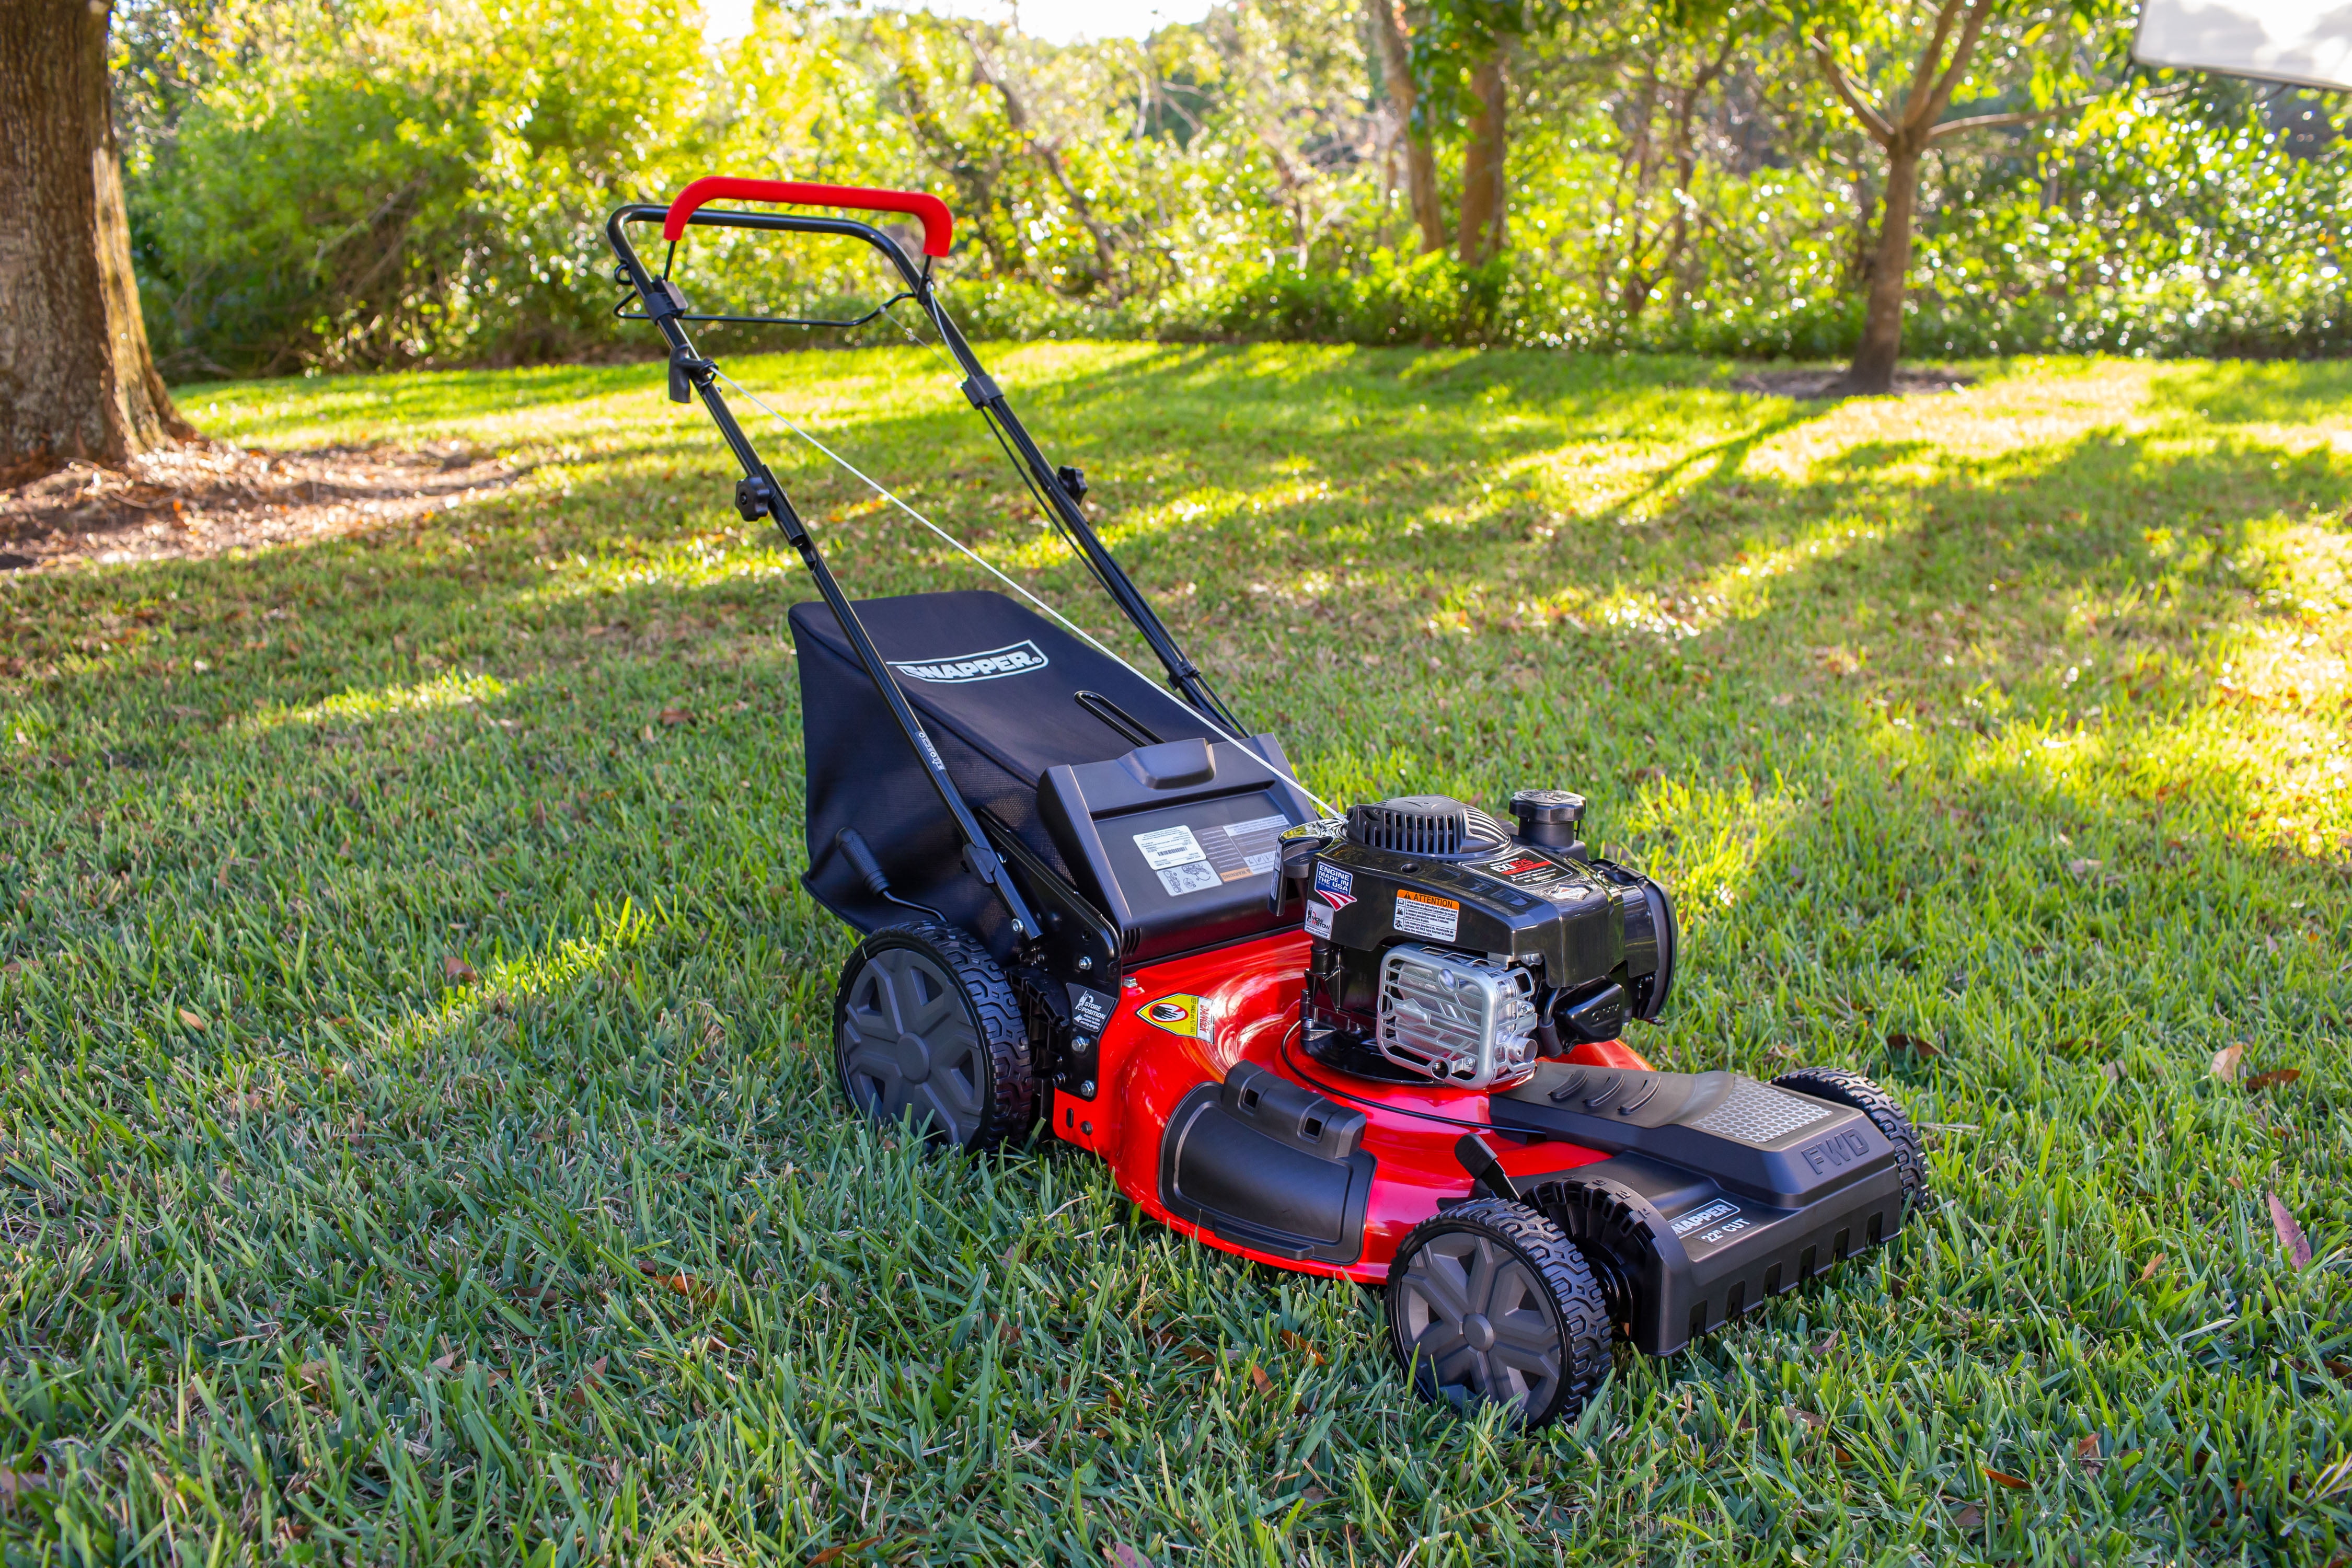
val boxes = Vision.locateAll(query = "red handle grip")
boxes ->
[662,177,954,257]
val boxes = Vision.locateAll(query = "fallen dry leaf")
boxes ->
[178,1006,207,1030]
[295,1359,330,1390]
[1984,1467,2030,1491]
[1886,1032,1939,1058]
[2139,1251,2164,1284]
[429,1352,459,1374]
[443,954,479,985]
[2246,1068,2302,1091]
[2101,1060,2126,1085]
[1104,1544,1155,1568]
[2270,1190,2315,1269]
[1279,1329,1325,1365]
[2076,1433,2104,1472]
[659,707,692,726]
[2211,1044,2245,1082]
[806,1537,880,1565]
[1814,1331,1841,1356]
[1786,1406,1826,1433]
[1248,1364,1275,1396]
[1950,1501,1984,1529]
[637,1260,718,1306]
[2065,858,2104,880]
[0,1469,49,1511]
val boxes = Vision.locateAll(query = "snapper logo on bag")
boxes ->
[891,640,1050,684]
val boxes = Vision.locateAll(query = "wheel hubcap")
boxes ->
[838,946,985,1144]
[896,1032,933,1083]
[1396,1231,1564,1416]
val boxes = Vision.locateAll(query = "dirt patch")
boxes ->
[0,441,524,572]
[1731,366,1975,400]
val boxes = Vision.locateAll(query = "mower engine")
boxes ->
[1287,789,1677,1089]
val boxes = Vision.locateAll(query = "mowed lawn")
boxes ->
[4,343,2349,1565]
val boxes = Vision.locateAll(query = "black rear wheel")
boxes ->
[833,923,1034,1152]
[1385,1197,1615,1428]
[1772,1067,1926,1209]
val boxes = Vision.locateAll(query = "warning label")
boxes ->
[1393,888,1461,942]
[1133,824,1220,897]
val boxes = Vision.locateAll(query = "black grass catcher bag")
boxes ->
[793,589,1231,952]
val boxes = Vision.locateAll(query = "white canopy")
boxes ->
[2133,0,2352,91]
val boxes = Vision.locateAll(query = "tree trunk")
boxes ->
[1370,0,1444,255]
[0,0,191,481]
[1457,50,1507,267]
[1837,144,1921,395]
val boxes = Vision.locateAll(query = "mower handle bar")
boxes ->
[663,177,954,257]
[607,196,1246,723]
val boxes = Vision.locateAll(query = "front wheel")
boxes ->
[833,923,1034,1152]
[1385,1198,1616,1428]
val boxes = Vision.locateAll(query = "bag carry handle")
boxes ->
[661,177,954,257]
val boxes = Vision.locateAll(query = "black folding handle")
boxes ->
[606,202,1043,943]
[606,201,1245,736]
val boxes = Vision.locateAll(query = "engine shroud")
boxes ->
[1300,824,1675,1087]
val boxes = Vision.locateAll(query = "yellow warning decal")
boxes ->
[1136,993,1214,1041]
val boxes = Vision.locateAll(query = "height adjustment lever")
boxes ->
[734,474,777,521]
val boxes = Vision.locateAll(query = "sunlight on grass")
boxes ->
[272,667,512,729]
[5,344,2349,1563]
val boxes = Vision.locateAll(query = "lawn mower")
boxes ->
[606,179,1924,1427]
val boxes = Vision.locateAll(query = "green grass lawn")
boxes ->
[5,344,2350,1565]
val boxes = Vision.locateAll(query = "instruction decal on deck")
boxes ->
[1220,813,1289,879]
[1393,888,1461,942]
[1133,824,1220,896]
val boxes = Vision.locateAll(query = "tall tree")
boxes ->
[1371,0,1446,253]
[1456,48,1508,263]
[1807,0,2104,393]
[1411,0,1542,266]
[0,0,192,479]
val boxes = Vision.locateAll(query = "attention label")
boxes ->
[1393,888,1460,942]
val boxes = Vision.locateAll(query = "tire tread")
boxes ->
[833,922,1034,1151]
[1386,1196,1616,1428]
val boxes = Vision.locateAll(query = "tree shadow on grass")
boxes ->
[6,350,2346,1048]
